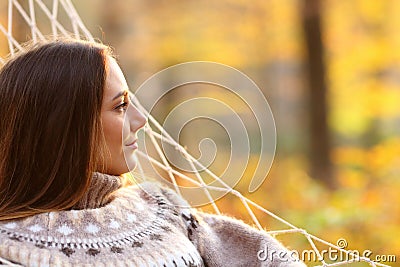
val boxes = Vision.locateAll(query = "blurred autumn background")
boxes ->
[1,0,399,265]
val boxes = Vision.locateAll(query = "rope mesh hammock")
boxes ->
[0,1,390,266]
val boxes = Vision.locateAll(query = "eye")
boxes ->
[115,101,128,112]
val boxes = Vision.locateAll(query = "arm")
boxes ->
[155,184,305,267]
[187,211,305,267]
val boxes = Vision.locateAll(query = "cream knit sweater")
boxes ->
[0,173,305,267]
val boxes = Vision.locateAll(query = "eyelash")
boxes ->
[115,101,128,112]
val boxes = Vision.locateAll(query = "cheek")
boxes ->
[103,116,124,149]
[122,116,131,140]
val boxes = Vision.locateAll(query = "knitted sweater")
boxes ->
[0,173,305,267]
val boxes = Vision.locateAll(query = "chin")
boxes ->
[125,159,138,172]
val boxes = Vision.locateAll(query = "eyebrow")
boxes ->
[112,90,128,101]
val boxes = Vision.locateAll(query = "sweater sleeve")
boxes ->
[156,184,305,267]
[189,211,305,267]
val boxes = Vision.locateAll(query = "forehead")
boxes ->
[103,57,128,99]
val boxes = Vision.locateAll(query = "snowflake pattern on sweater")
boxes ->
[0,173,305,267]
[0,176,203,267]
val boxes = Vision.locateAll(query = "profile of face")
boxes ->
[100,57,146,175]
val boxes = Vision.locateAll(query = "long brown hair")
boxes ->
[0,39,111,220]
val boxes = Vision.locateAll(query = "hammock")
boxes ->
[0,1,390,266]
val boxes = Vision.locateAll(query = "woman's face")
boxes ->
[100,57,146,175]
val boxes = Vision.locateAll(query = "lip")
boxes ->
[125,139,138,149]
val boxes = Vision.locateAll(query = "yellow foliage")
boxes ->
[1,0,399,264]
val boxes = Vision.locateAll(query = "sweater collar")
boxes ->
[72,172,123,210]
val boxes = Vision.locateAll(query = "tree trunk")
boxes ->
[302,0,335,188]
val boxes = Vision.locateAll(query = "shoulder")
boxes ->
[0,182,201,266]
[116,181,192,216]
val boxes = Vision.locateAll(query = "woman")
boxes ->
[0,39,304,266]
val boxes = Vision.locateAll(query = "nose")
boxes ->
[127,101,147,133]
